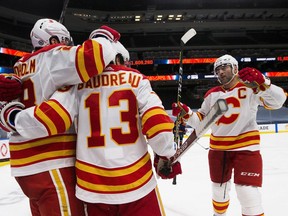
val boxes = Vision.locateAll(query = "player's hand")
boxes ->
[0,74,23,101]
[0,101,25,132]
[89,25,121,42]
[238,67,271,91]
[153,154,182,179]
[172,102,193,120]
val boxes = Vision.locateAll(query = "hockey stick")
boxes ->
[173,28,197,185]
[196,141,209,150]
[59,0,70,24]
[170,99,228,164]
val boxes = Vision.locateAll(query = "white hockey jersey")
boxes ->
[187,82,286,151]
[9,37,116,177]
[14,65,176,204]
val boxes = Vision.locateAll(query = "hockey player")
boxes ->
[172,54,286,216]
[173,119,187,145]
[0,19,119,216]
[0,39,182,215]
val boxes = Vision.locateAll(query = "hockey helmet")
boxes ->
[30,18,71,48]
[113,41,130,62]
[89,25,121,42]
[213,54,238,72]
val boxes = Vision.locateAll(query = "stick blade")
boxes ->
[181,28,197,45]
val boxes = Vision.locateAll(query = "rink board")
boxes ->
[0,123,287,162]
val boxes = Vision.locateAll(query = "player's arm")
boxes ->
[239,67,287,109]
[256,84,287,109]
[0,86,78,138]
[137,77,175,157]
[44,26,120,88]
[49,37,117,87]
[136,76,182,179]
[172,101,204,129]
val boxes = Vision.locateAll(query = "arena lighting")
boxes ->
[256,57,276,61]
[239,56,288,62]
[0,66,13,73]
[1,47,288,78]
[2,47,288,65]
[0,47,29,57]
[147,72,288,81]
[129,58,217,65]
[265,72,288,77]
[147,74,202,81]
[147,75,177,81]
[1,66,288,78]
[240,57,252,62]
[277,56,288,61]
[131,55,288,66]
[166,58,216,64]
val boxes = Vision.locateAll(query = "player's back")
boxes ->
[9,37,117,176]
[10,45,78,177]
[14,45,79,105]
[74,65,162,204]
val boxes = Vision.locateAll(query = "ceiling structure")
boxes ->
[0,0,288,54]
[0,0,288,108]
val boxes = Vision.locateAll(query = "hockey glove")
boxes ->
[89,25,121,42]
[238,67,271,92]
[153,154,182,179]
[172,102,193,120]
[0,74,23,101]
[0,101,25,133]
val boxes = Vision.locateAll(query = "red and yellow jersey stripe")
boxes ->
[75,39,105,82]
[142,107,174,139]
[34,99,72,136]
[76,152,153,194]
[210,130,260,150]
[9,134,76,168]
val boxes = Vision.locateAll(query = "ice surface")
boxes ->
[0,133,287,216]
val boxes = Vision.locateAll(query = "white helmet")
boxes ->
[30,18,71,48]
[89,25,121,42]
[113,41,130,62]
[214,54,238,72]
[213,54,238,85]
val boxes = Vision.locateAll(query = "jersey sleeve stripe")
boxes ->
[141,107,173,138]
[34,100,72,136]
[196,112,204,121]
[145,122,174,139]
[259,97,274,110]
[141,107,169,126]
[47,100,72,130]
[35,105,57,135]
[91,40,105,74]
[76,40,105,82]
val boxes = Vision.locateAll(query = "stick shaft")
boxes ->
[59,0,70,23]
[172,28,196,185]
[171,99,228,164]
